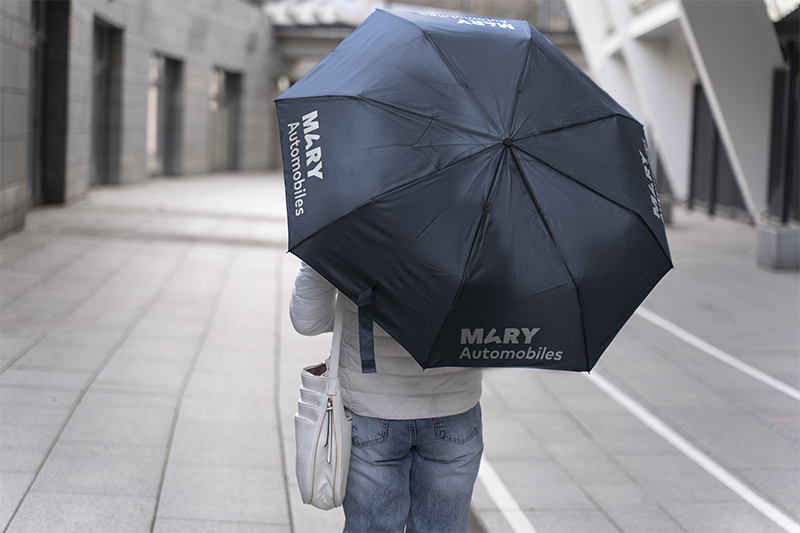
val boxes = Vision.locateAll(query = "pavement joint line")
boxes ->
[74,203,288,223]
[63,245,144,316]
[149,249,239,533]
[1,245,192,533]
[273,251,296,533]
[11,365,94,374]
[154,516,288,528]
[477,458,539,533]
[642,342,800,445]
[0,241,47,269]
[635,307,800,402]
[26,226,288,250]
[0,332,45,375]
[0,383,84,393]
[529,371,689,532]
[587,371,800,533]
[0,241,98,311]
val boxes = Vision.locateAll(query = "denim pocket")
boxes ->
[433,403,481,444]
[348,410,389,447]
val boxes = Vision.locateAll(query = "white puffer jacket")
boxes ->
[290,261,482,420]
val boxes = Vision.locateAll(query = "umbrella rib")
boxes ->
[509,32,536,135]
[358,96,497,142]
[386,14,472,89]
[370,144,499,204]
[413,27,504,136]
[408,154,496,248]
[508,149,591,371]
[517,112,639,141]
[513,143,638,218]
[279,93,497,142]
[287,145,499,254]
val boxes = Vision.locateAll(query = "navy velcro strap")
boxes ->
[358,287,377,374]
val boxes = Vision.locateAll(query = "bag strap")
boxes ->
[327,292,346,378]
[357,286,376,374]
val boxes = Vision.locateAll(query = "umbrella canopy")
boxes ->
[276,9,672,372]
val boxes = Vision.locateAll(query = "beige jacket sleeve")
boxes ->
[289,261,337,336]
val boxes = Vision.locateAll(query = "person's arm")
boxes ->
[289,261,337,336]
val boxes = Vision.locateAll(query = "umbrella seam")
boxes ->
[509,27,536,136]
[277,94,499,142]
[508,148,591,371]
[409,19,508,139]
[516,112,639,141]
[513,143,639,218]
[408,153,499,248]
[519,77,587,129]
[368,9,504,135]
[630,210,675,268]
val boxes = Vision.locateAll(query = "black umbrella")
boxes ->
[276,10,671,372]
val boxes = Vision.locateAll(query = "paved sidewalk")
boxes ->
[1,173,308,532]
[1,172,798,533]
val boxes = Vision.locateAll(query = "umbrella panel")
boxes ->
[511,35,630,137]
[278,96,497,249]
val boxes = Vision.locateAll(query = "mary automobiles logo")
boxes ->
[413,11,516,30]
[459,327,563,362]
[286,110,323,217]
[638,137,663,220]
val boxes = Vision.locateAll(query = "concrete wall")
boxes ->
[623,7,696,201]
[72,0,276,189]
[0,1,34,238]
[0,0,278,239]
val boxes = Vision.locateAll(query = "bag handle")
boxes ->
[327,292,346,378]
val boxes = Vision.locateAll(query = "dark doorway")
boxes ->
[91,18,123,185]
[146,55,183,176]
[28,0,70,204]
[768,7,799,223]
[688,83,748,219]
[209,68,242,171]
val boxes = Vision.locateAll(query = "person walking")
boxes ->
[290,261,484,532]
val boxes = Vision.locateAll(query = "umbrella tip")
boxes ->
[503,138,513,147]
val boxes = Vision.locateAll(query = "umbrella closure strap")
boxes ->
[357,287,377,374]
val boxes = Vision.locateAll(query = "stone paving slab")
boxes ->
[31,441,165,496]
[6,492,157,533]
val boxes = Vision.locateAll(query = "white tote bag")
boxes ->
[294,293,352,510]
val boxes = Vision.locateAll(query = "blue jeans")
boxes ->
[342,403,483,533]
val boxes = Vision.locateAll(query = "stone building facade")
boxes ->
[1,0,278,238]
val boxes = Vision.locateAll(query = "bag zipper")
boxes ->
[324,396,334,464]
